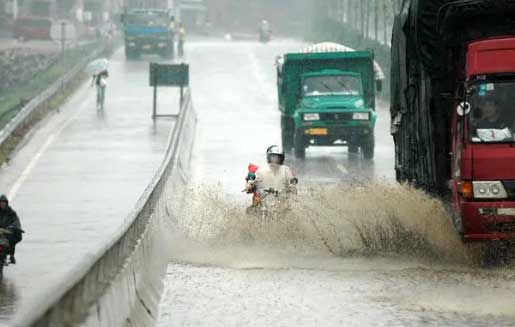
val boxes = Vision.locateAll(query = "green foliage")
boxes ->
[0,43,97,129]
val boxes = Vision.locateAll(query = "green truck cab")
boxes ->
[277,47,381,159]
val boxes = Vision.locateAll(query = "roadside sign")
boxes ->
[149,63,190,119]
[50,19,77,45]
[149,63,189,87]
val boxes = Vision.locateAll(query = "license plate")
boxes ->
[143,45,152,49]
[305,128,328,136]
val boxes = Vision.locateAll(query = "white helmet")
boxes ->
[266,145,285,164]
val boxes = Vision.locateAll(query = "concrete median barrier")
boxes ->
[13,90,196,327]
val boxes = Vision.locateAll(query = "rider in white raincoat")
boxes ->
[254,145,297,196]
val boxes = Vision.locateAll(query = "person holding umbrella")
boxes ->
[91,70,109,110]
[86,58,109,110]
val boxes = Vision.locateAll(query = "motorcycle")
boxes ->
[0,229,12,277]
[246,178,298,219]
[259,29,271,43]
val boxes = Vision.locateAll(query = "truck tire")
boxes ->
[361,133,375,160]
[281,117,294,151]
[481,242,510,267]
[294,132,306,159]
[162,44,174,59]
[125,48,138,60]
[348,141,359,154]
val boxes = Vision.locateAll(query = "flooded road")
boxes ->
[157,38,515,326]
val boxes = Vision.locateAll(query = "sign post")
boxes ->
[149,63,189,119]
[50,19,77,63]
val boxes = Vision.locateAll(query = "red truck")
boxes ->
[391,0,515,263]
[13,16,53,41]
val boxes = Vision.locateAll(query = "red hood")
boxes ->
[472,144,515,180]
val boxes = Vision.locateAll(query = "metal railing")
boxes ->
[0,44,104,151]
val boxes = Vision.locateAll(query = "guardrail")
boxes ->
[12,89,196,327]
[0,44,104,155]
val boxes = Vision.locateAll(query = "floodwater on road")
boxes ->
[156,38,515,326]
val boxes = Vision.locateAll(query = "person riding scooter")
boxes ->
[246,145,297,197]
[0,195,22,264]
[259,20,271,42]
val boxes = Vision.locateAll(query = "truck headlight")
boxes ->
[304,113,320,121]
[473,181,508,199]
[352,112,369,120]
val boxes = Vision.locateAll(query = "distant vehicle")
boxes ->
[277,43,383,159]
[259,20,271,43]
[13,16,52,41]
[121,9,175,59]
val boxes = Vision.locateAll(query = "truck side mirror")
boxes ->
[120,14,126,23]
[376,80,383,93]
[457,102,471,116]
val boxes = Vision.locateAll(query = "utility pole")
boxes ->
[374,0,379,41]
[61,21,66,59]
[13,0,18,19]
[365,0,370,39]
[383,0,388,44]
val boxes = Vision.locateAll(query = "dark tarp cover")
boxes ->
[410,0,515,77]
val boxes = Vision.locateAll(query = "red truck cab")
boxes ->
[452,37,515,242]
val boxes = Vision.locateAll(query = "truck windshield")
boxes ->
[469,80,515,143]
[302,75,362,97]
[127,12,168,26]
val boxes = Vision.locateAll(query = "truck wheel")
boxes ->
[481,242,510,267]
[294,132,306,159]
[361,133,375,160]
[125,48,135,60]
[281,117,294,151]
[348,142,359,154]
[162,45,174,59]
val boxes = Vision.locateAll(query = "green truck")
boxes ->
[121,9,175,59]
[277,43,382,159]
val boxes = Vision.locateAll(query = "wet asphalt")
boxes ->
[157,39,515,327]
[0,48,178,324]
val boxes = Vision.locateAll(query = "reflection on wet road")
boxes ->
[157,38,515,327]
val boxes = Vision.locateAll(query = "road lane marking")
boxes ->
[8,134,56,200]
[336,164,348,175]
[8,92,90,201]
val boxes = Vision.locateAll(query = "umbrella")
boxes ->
[86,58,109,76]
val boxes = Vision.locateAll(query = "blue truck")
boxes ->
[121,9,175,59]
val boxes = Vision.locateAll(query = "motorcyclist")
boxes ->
[252,145,297,197]
[259,20,271,42]
[0,195,22,264]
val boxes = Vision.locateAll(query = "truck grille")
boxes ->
[485,222,515,233]
[318,112,353,122]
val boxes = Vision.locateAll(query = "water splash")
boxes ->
[174,182,479,264]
